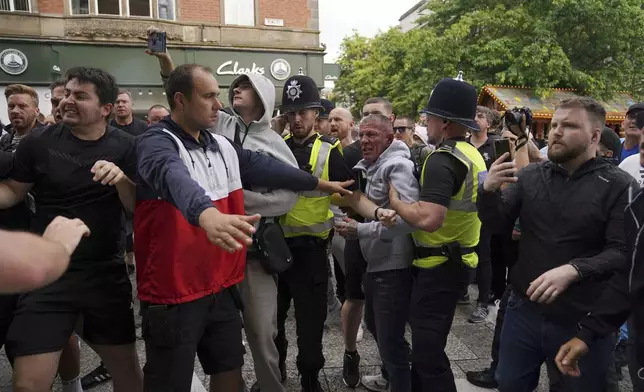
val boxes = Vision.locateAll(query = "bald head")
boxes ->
[329,107,355,141]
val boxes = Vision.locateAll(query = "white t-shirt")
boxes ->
[619,154,644,187]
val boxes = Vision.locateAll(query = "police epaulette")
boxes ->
[318,134,339,145]
[437,140,457,152]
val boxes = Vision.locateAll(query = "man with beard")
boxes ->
[110,90,148,137]
[329,107,354,146]
[479,97,637,392]
[315,99,335,136]
[0,67,144,392]
[276,75,389,392]
[0,84,42,380]
[386,79,486,392]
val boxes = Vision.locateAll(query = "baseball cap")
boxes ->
[626,103,644,117]
[600,126,621,163]
[636,111,644,130]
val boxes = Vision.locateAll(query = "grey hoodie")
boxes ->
[211,74,298,217]
[354,140,420,273]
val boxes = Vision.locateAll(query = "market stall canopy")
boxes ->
[478,85,636,122]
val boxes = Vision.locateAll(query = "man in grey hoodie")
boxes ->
[150,45,297,392]
[337,114,420,392]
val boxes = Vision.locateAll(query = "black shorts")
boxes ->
[126,233,134,253]
[0,294,18,359]
[141,287,244,391]
[344,239,367,300]
[7,265,136,357]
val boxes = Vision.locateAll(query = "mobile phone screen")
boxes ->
[148,32,167,53]
[494,139,512,163]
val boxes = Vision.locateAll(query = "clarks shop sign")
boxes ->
[216,59,291,81]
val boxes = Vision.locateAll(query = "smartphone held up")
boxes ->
[494,138,512,163]
[148,31,167,54]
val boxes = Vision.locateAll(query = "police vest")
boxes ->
[280,134,338,239]
[412,140,486,269]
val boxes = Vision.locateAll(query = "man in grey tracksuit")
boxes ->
[337,114,419,392]
[213,73,298,392]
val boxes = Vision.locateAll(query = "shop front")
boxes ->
[0,40,324,124]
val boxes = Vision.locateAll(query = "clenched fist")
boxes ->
[43,216,91,256]
[91,160,127,186]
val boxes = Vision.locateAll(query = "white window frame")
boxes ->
[125,0,153,17]
[68,0,90,15]
[93,0,122,15]
[156,0,176,21]
[3,0,31,12]
[224,0,255,26]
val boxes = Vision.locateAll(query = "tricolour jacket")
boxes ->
[135,117,318,304]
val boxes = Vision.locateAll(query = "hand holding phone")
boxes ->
[494,138,512,163]
[148,31,167,54]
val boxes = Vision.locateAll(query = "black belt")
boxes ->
[415,245,476,259]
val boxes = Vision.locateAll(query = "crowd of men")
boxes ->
[0,28,643,392]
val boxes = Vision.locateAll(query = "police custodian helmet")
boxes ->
[280,75,323,114]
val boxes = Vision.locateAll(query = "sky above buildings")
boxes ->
[319,0,420,62]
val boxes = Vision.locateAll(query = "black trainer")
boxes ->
[81,362,112,390]
[342,350,361,388]
[250,381,261,392]
[465,368,497,389]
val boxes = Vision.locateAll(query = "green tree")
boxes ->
[335,0,644,116]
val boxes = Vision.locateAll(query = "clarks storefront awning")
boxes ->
[0,40,324,114]
[478,86,636,123]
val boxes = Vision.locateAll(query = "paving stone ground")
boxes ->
[0,284,635,391]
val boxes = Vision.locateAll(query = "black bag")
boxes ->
[253,217,293,274]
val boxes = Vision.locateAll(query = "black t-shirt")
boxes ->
[110,118,148,137]
[287,134,359,191]
[343,140,366,191]
[468,133,500,170]
[10,124,137,269]
[419,138,469,207]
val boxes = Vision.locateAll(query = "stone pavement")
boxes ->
[0,285,635,391]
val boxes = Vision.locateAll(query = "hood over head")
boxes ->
[228,73,276,131]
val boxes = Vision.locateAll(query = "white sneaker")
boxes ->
[356,322,364,343]
[361,374,390,392]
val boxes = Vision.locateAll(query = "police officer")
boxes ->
[272,75,358,392]
[387,78,487,392]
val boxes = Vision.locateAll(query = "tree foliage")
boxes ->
[335,0,644,117]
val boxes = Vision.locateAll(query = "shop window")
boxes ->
[224,0,255,26]
[129,0,151,17]
[70,0,89,15]
[96,0,119,15]
[157,0,174,20]
[0,0,30,11]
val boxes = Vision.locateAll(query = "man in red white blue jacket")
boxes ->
[134,64,352,392]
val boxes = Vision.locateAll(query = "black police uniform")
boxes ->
[274,76,357,392]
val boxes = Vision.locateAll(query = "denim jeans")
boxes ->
[364,268,412,392]
[496,291,614,392]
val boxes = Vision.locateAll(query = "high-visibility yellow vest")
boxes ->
[280,134,338,239]
[412,140,486,269]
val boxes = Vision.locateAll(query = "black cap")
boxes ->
[424,78,478,131]
[636,111,644,130]
[600,126,621,158]
[319,99,335,119]
[280,75,323,114]
[626,103,644,117]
